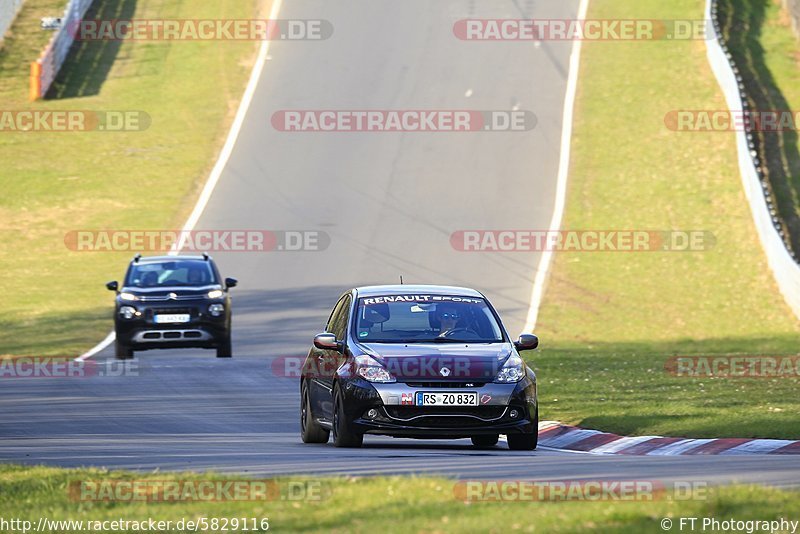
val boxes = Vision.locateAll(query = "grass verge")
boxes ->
[0,0,265,357]
[2,465,800,533]
[530,0,800,438]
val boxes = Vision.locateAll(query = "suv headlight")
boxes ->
[354,355,395,383]
[119,306,137,320]
[494,355,525,383]
[207,289,224,299]
[119,292,138,301]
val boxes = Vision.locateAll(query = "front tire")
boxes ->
[507,406,538,451]
[216,336,232,358]
[114,339,133,360]
[300,381,329,444]
[332,385,363,448]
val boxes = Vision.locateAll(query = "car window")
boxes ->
[327,295,351,340]
[126,260,217,288]
[354,295,503,343]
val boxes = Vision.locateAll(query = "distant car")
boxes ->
[300,285,539,449]
[106,254,237,359]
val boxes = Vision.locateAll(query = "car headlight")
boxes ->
[208,303,225,317]
[119,292,138,301]
[119,306,137,320]
[207,289,224,299]
[354,355,395,383]
[494,354,525,383]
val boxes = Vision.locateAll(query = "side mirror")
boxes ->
[106,281,119,292]
[225,277,238,289]
[314,333,341,351]
[515,334,539,351]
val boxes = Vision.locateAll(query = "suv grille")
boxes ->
[138,294,205,302]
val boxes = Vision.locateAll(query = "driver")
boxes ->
[435,304,461,336]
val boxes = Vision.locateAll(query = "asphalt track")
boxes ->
[2,0,799,487]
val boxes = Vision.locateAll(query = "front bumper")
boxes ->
[114,302,229,349]
[337,376,537,439]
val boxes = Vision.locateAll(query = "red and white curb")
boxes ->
[537,421,800,455]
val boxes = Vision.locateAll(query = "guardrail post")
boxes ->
[29,61,41,101]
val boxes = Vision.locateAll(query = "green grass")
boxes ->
[530,0,800,439]
[716,0,800,253]
[2,465,799,533]
[0,0,265,356]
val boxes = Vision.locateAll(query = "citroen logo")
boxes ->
[439,367,451,377]
[168,292,177,300]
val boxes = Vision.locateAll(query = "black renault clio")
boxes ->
[300,285,539,449]
[106,254,237,359]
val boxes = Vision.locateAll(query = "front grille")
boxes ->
[404,382,486,388]
[139,295,204,302]
[153,307,193,315]
[132,329,211,342]
[384,406,505,420]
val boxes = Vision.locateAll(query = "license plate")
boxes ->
[154,314,190,324]
[415,392,478,406]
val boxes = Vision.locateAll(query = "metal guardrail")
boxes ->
[705,0,800,320]
[0,0,26,43]
[29,0,94,99]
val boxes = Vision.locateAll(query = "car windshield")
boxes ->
[125,260,217,288]
[354,294,504,343]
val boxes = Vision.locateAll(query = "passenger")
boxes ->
[187,267,204,284]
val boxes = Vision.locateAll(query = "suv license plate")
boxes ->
[154,314,190,324]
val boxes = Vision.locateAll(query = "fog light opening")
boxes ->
[366,408,379,419]
[509,409,520,420]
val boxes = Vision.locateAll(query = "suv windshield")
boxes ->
[354,294,504,343]
[125,260,217,288]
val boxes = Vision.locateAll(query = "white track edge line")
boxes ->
[76,0,283,362]
[523,0,590,333]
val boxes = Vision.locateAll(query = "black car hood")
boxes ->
[121,284,221,299]
[358,342,514,382]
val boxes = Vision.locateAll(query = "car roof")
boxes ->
[354,284,484,298]
[132,255,209,264]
